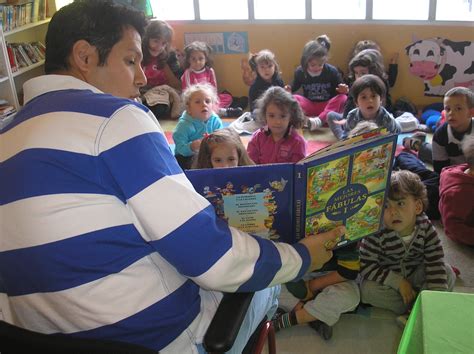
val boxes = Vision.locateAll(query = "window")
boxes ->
[254,0,306,19]
[199,0,248,20]
[151,0,195,20]
[152,0,473,22]
[372,0,430,20]
[436,0,474,21]
[312,0,366,20]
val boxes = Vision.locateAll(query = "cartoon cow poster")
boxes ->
[405,38,474,96]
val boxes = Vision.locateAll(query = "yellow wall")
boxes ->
[170,22,474,107]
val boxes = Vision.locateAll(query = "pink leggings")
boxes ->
[294,94,347,123]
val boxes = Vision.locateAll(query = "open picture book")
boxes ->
[185,130,398,249]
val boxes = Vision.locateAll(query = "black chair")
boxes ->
[0,320,157,354]
[204,292,276,354]
[0,293,274,354]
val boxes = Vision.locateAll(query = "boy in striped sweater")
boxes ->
[359,170,455,321]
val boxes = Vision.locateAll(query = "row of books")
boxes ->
[6,41,45,72]
[1,0,47,33]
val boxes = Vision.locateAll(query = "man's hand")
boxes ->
[298,226,345,272]
[399,279,416,305]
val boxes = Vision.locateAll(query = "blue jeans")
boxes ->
[196,285,280,354]
[327,111,347,140]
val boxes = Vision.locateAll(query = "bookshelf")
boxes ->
[0,0,53,111]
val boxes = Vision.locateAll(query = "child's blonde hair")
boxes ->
[389,170,428,211]
[182,83,219,108]
[249,49,280,75]
[255,86,305,129]
[444,87,474,109]
[183,41,213,69]
[192,128,255,168]
[300,34,331,71]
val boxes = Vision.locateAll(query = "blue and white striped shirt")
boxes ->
[0,75,310,352]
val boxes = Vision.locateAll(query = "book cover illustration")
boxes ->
[302,140,394,248]
[186,164,294,242]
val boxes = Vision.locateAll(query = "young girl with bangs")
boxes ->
[248,49,285,111]
[288,35,348,131]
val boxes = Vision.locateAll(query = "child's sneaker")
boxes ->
[308,320,333,340]
[220,107,243,118]
[307,117,322,131]
[417,124,431,133]
[396,314,408,329]
[402,132,427,152]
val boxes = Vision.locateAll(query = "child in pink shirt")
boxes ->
[247,86,307,164]
[181,41,242,117]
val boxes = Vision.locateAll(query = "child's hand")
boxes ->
[390,53,399,64]
[284,85,292,93]
[336,83,349,94]
[399,279,416,305]
[190,139,202,152]
[333,119,347,126]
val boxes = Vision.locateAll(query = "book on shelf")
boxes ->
[1,0,47,32]
[185,130,398,248]
[6,42,45,71]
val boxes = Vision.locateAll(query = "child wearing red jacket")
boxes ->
[439,135,474,246]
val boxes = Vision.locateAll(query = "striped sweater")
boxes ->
[359,213,447,291]
[0,75,310,353]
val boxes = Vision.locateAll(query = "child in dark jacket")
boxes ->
[248,49,285,111]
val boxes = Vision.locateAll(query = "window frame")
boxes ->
[153,0,474,26]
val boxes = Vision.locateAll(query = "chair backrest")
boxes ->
[0,320,157,354]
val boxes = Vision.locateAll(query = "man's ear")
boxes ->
[70,40,96,73]
[415,199,424,215]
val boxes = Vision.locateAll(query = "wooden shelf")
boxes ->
[4,19,51,37]
[0,75,10,83]
[12,60,45,78]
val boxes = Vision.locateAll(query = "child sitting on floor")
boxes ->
[192,128,255,169]
[248,49,285,112]
[439,135,474,246]
[396,87,474,219]
[181,41,244,117]
[140,20,182,118]
[328,74,401,140]
[173,84,223,169]
[359,170,455,326]
[247,86,306,164]
[402,87,474,170]
[288,34,348,131]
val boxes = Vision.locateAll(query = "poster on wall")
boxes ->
[405,37,474,96]
[184,32,249,54]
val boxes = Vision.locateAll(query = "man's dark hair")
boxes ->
[45,0,147,74]
[350,74,386,102]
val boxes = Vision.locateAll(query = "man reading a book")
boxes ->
[0,1,344,353]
